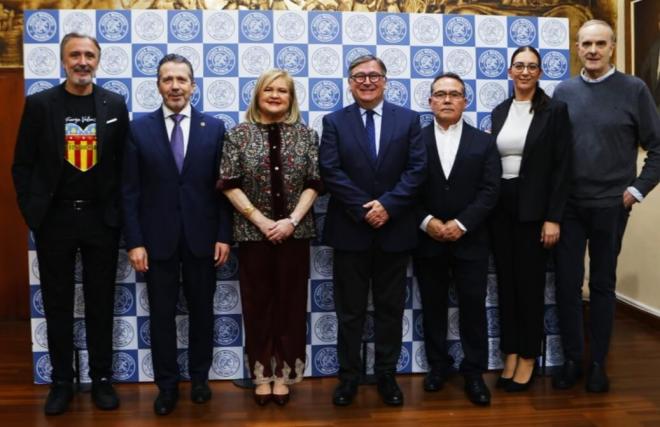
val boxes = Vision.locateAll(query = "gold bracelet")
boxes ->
[242,205,256,218]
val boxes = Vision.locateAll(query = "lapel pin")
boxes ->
[201,122,206,127]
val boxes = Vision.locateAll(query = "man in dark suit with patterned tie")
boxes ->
[413,73,500,406]
[121,54,232,415]
[320,55,426,407]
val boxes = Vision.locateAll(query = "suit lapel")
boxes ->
[93,85,108,160]
[346,103,376,169]
[376,102,394,169]
[153,107,179,172]
[423,124,447,182]
[183,107,203,174]
[520,107,548,171]
[448,121,471,181]
[51,85,66,163]
[491,97,513,136]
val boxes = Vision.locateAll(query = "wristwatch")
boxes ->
[288,215,299,228]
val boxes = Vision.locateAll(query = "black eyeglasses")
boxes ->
[350,73,386,83]
[431,90,464,100]
[511,62,540,73]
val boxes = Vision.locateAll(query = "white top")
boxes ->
[162,103,192,155]
[496,100,533,179]
[359,100,384,155]
[420,119,467,233]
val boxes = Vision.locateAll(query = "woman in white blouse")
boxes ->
[490,46,572,392]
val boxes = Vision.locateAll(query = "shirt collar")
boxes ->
[435,118,463,135]
[580,65,616,83]
[359,100,384,116]
[162,103,192,120]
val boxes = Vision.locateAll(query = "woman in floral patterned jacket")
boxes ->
[218,69,321,406]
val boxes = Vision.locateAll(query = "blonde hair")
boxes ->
[245,69,300,124]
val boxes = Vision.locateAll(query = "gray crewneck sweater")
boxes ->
[553,71,660,207]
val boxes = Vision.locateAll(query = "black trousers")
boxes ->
[34,204,119,383]
[490,178,548,358]
[333,248,409,381]
[414,252,489,378]
[554,203,629,364]
[146,232,216,391]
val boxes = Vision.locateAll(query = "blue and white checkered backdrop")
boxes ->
[24,9,569,384]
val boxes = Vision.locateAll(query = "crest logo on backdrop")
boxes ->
[24,10,569,384]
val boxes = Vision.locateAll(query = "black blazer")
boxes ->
[12,83,129,230]
[415,121,501,259]
[491,96,572,222]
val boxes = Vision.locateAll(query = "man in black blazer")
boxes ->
[320,55,426,406]
[122,54,232,415]
[413,73,500,406]
[12,33,129,415]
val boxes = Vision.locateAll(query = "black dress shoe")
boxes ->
[92,378,119,410]
[154,389,179,416]
[423,371,446,392]
[332,379,358,406]
[552,360,582,390]
[464,377,491,406]
[495,376,512,389]
[44,381,74,416]
[506,373,534,393]
[585,362,609,393]
[272,393,290,406]
[191,380,212,403]
[377,374,403,406]
[253,391,271,406]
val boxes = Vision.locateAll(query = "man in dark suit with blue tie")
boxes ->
[413,73,500,406]
[320,55,426,407]
[122,54,232,415]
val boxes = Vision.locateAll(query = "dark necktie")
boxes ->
[365,109,376,161]
[170,113,184,172]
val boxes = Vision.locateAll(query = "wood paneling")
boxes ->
[0,68,28,320]
[0,305,659,426]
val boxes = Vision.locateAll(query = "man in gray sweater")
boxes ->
[552,19,660,393]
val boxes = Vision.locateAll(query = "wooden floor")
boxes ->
[1,307,659,427]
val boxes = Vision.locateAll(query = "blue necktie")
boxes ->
[170,114,184,173]
[365,110,376,161]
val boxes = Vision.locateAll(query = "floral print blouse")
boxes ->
[218,121,321,242]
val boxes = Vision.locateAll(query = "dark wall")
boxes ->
[0,68,28,319]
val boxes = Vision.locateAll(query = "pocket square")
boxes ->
[106,118,118,124]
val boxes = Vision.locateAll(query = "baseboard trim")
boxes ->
[616,294,660,329]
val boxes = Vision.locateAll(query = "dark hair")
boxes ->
[157,53,194,83]
[348,54,387,76]
[510,46,549,113]
[60,32,101,60]
[430,72,466,96]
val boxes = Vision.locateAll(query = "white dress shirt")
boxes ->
[420,119,467,233]
[162,103,192,156]
[359,101,384,155]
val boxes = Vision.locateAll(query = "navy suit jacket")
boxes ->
[122,106,232,260]
[319,101,426,252]
[415,121,501,259]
